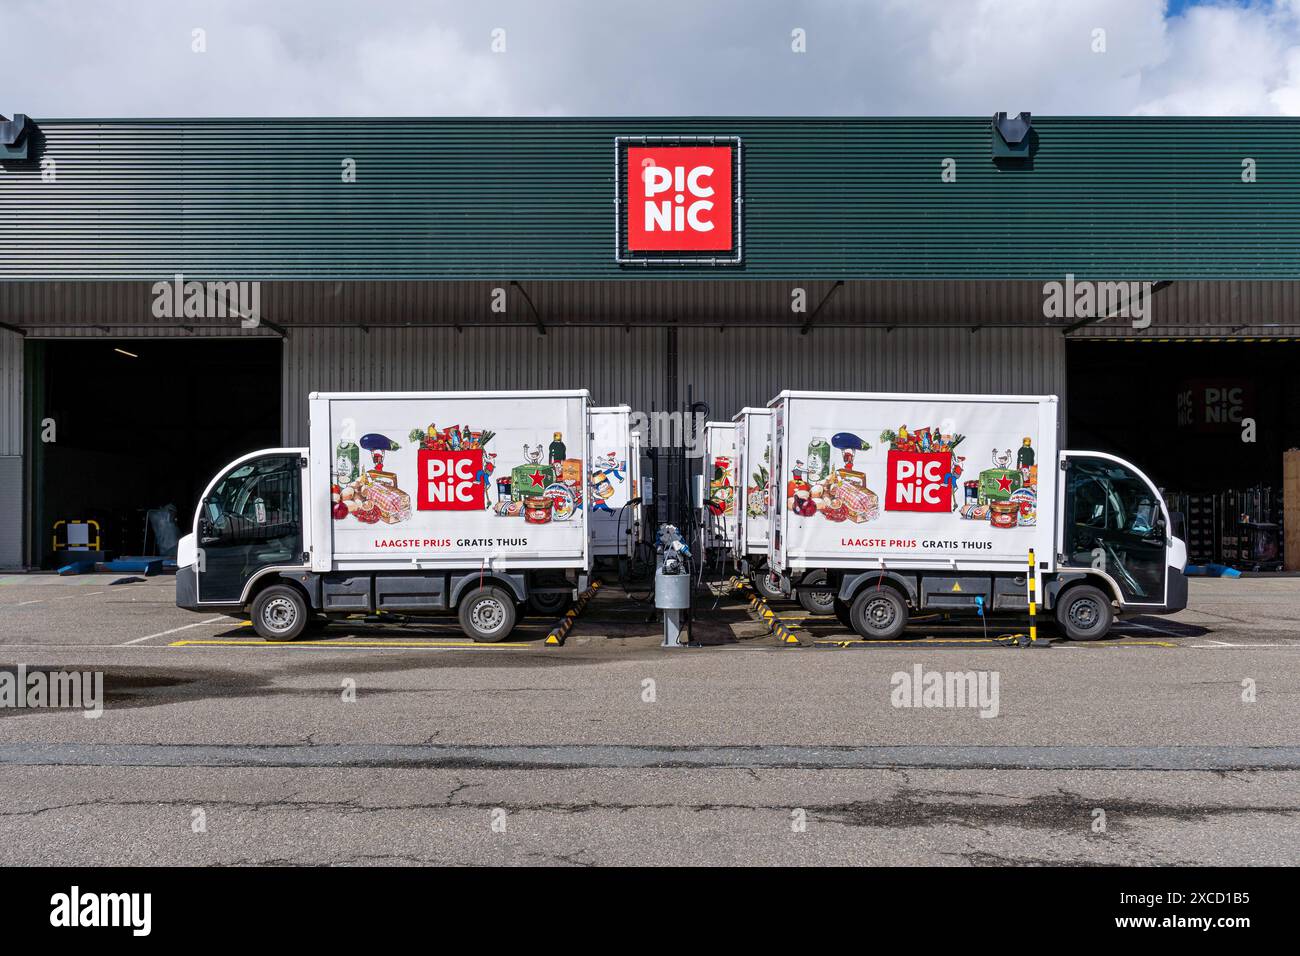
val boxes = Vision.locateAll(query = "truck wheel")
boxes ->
[458,586,518,642]
[1055,585,1113,641]
[850,588,908,640]
[752,570,784,602]
[527,590,571,616]
[832,598,854,631]
[796,571,835,616]
[251,585,309,642]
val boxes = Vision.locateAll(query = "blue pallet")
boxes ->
[102,557,164,576]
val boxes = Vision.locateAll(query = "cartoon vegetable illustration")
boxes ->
[359,433,400,471]
[832,432,869,452]
[832,431,870,469]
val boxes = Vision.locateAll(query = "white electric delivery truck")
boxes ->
[766,391,1188,641]
[176,390,593,642]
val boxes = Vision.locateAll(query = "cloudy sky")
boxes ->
[3,0,1299,116]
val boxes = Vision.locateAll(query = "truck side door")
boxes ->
[1058,453,1169,608]
[195,453,305,603]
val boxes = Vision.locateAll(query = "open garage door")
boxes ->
[1068,340,1300,569]
[28,339,281,568]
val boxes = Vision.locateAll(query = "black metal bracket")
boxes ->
[798,280,845,335]
[511,281,547,336]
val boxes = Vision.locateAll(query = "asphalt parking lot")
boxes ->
[0,572,1297,865]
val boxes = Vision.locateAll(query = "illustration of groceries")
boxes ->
[360,470,412,524]
[832,477,880,523]
[511,460,556,501]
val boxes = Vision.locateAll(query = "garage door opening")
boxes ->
[1068,340,1300,568]
[29,339,282,567]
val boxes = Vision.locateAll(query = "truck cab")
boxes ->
[176,448,308,616]
[1050,449,1188,636]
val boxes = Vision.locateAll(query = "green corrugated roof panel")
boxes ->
[1,117,1297,280]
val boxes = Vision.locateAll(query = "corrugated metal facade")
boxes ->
[0,457,20,569]
[281,326,669,445]
[5,278,1298,337]
[0,331,21,456]
[0,332,21,568]
[4,117,1300,281]
[280,325,1065,444]
[678,327,1067,423]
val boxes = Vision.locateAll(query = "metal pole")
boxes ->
[1027,548,1038,643]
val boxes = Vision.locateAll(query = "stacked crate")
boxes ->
[1168,492,1217,565]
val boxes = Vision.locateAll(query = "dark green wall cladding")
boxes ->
[2,117,1298,280]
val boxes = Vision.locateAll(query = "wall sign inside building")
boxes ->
[615,136,742,265]
[1176,380,1254,431]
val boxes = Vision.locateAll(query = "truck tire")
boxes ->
[527,590,571,616]
[1055,584,1113,641]
[752,569,784,602]
[251,585,309,642]
[850,587,908,640]
[458,585,518,642]
[796,571,835,616]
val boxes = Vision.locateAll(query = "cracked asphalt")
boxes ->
[0,573,1297,865]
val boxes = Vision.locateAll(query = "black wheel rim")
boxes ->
[1069,598,1101,632]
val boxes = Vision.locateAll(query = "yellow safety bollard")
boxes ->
[1027,548,1038,644]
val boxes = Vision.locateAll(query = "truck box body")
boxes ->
[733,407,773,563]
[309,391,591,571]
[768,392,1058,575]
[589,405,637,558]
[701,421,738,550]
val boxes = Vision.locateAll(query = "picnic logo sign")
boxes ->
[418,449,486,511]
[616,137,742,265]
[885,450,953,513]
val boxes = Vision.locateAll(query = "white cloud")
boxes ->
[1,0,1298,116]
[1134,1,1300,114]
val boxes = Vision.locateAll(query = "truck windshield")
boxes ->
[205,457,299,539]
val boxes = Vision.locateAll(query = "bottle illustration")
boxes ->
[334,439,360,484]
[806,435,832,483]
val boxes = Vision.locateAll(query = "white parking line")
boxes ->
[1190,641,1300,648]
[119,617,229,646]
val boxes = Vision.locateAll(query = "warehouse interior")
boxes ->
[1067,340,1300,568]
[27,339,281,566]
